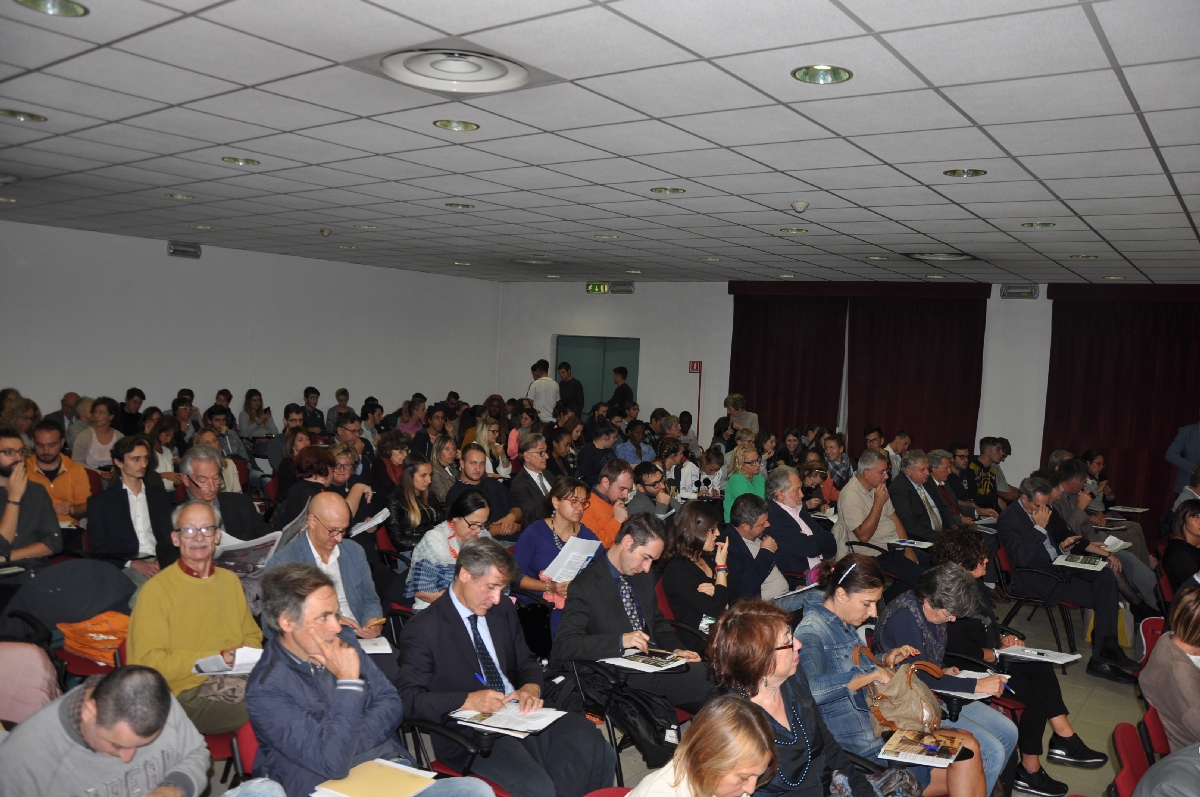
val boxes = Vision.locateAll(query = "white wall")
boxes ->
[496,282,734,435]
[975,284,1054,481]
[0,220,503,415]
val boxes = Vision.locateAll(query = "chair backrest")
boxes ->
[235,721,259,776]
[264,477,278,501]
[0,641,62,724]
[376,525,398,554]
[583,789,632,797]
[995,543,1015,578]
[1111,722,1150,797]
[85,467,103,496]
[232,457,250,490]
[655,578,675,621]
[205,730,236,761]
[1158,570,1175,604]
[1138,617,1166,668]
[1139,705,1171,760]
[174,482,187,503]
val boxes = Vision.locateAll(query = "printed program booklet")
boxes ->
[601,649,687,672]
[878,730,967,768]
[1053,554,1106,571]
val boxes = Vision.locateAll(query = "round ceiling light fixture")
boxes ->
[791,64,853,85]
[512,258,553,265]
[380,50,530,94]
[221,156,259,166]
[778,273,796,279]
[650,187,685,194]
[1022,222,1056,228]
[320,229,331,237]
[865,255,889,260]
[445,202,474,209]
[910,253,974,261]
[14,0,88,15]
[353,224,378,230]
[1070,254,1097,260]
[595,234,619,239]
[779,228,807,234]
[925,274,946,279]
[0,108,47,122]
[189,224,211,230]
[699,257,721,262]
[790,200,810,213]
[942,168,988,177]
[454,261,471,266]
[1103,275,1125,280]
[433,119,480,131]
[165,193,193,200]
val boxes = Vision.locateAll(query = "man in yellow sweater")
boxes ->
[129,500,262,734]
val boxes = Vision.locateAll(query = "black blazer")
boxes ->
[889,475,954,543]
[395,591,544,772]
[765,501,836,577]
[552,554,681,664]
[722,525,777,602]
[509,469,549,525]
[86,481,177,566]
[217,491,273,541]
[995,500,1061,595]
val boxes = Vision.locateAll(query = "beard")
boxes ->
[0,462,13,478]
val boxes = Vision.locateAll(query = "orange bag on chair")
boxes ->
[57,611,129,665]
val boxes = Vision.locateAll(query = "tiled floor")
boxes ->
[204,603,1144,796]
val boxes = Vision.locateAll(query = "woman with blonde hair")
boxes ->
[386,451,444,549]
[1140,584,1200,751]
[722,443,765,523]
[475,415,511,478]
[629,694,776,797]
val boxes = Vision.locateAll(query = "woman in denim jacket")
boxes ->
[795,554,987,797]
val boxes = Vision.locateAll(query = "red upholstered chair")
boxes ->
[1135,617,1165,675]
[1109,722,1150,797]
[54,638,125,680]
[584,789,631,797]
[1138,705,1170,763]
[235,720,259,776]
[232,457,250,492]
[995,543,1077,672]
[205,730,238,785]
[85,468,103,496]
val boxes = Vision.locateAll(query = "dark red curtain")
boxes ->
[1041,297,1200,517]
[846,297,988,458]
[728,294,847,435]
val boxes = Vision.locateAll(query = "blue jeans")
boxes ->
[225,779,286,797]
[942,701,1018,795]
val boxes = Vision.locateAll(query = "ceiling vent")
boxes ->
[167,241,201,259]
[909,253,975,261]
[348,37,561,98]
[609,281,635,295]
[1000,284,1039,299]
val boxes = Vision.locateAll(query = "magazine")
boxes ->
[1053,554,1106,571]
[601,649,687,672]
[878,729,967,768]
[449,703,566,739]
[214,531,281,576]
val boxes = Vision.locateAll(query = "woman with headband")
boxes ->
[795,554,987,797]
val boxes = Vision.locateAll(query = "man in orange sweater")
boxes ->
[581,459,634,547]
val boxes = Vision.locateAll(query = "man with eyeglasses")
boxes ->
[764,465,836,584]
[626,461,680,518]
[128,499,263,734]
[510,433,553,525]
[0,427,61,578]
[334,412,374,475]
[180,446,272,542]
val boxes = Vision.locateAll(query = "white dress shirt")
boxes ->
[122,480,156,558]
[448,585,514,693]
[308,536,356,623]
[908,477,944,532]
[775,500,823,569]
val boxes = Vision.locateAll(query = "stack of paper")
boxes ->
[998,647,1082,664]
[601,650,687,672]
[193,646,262,675]
[312,759,436,797]
[449,703,566,739]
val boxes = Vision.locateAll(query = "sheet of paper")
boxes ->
[600,651,687,673]
[350,509,389,538]
[1102,535,1132,553]
[214,531,281,577]
[543,536,601,583]
[193,646,262,675]
[933,670,1005,700]
[892,540,933,549]
[1109,506,1149,513]
[773,582,821,600]
[975,516,997,526]
[315,758,435,797]
[997,647,1082,665]
[1053,554,1106,571]
[449,703,566,738]
[357,637,392,655]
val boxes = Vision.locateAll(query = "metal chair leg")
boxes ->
[1043,605,1062,658]
[1002,601,1024,627]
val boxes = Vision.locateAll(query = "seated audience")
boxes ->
[1163,500,1200,593]
[946,443,995,520]
[932,530,1106,795]
[679,445,727,500]
[411,403,450,459]
[626,694,775,797]
[333,412,374,475]
[72,396,123,473]
[42,391,78,445]
[890,449,960,543]
[476,415,511,479]
[396,537,615,797]
[372,429,411,499]
[25,418,90,527]
[361,400,384,444]
[968,438,1005,511]
[764,465,837,583]
[149,415,183,485]
[510,433,553,524]
[552,514,715,712]
[513,476,600,634]
[651,437,687,494]
[627,460,680,518]
[180,446,272,542]
[323,387,353,435]
[883,430,911,477]
[266,403,304,471]
[545,425,573,481]
[406,490,492,610]
[724,494,792,607]
[0,427,62,571]
[615,419,654,464]
[273,446,335,530]
[798,461,836,511]
[795,554,987,797]
[1140,586,1200,752]
[428,433,459,506]
[0,666,284,797]
[65,395,93,451]
[661,500,728,641]
[86,434,175,589]
[872,563,1018,796]
[581,458,634,548]
[1173,468,1200,512]
[192,426,243,494]
[115,388,144,437]
[247,562,487,797]
[1056,457,1153,569]
[677,410,703,458]
[831,450,924,600]
[301,386,324,434]
[823,433,855,490]
[722,443,765,523]
[505,408,538,457]
[129,499,263,734]
[576,420,618,487]
[755,429,779,471]
[327,442,374,520]
[776,427,806,470]
[723,393,759,435]
[139,406,163,438]
[274,427,309,501]
[386,452,443,549]
[205,404,251,464]
[444,443,522,539]
[239,388,278,439]
[708,599,903,797]
[723,429,757,467]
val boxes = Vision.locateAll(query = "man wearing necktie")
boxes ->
[510,434,554,524]
[395,538,616,797]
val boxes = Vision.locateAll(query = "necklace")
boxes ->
[770,690,812,788]
[550,519,576,550]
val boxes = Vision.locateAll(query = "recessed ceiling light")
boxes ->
[0,197,16,204]
[942,169,988,177]
[779,228,807,234]
[453,261,471,266]
[547,274,560,278]
[165,193,193,200]
[433,119,480,131]
[353,224,378,230]
[445,202,474,209]
[339,244,356,250]
[530,252,550,257]
[1070,254,1098,260]
[189,224,211,230]
[865,255,889,260]
[626,269,642,274]
[778,273,795,279]
[0,174,19,185]
[14,0,87,15]
[320,229,331,237]
[221,156,259,166]
[1022,222,1056,228]
[699,257,721,262]
[910,253,973,261]
[0,108,47,122]
[595,234,619,239]
[791,64,853,85]
[380,49,530,94]
[925,274,946,279]
[650,187,685,195]
[1103,275,1125,280]
[513,258,553,265]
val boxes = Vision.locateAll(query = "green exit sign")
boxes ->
[586,282,609,294]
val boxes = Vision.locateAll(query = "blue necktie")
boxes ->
[469,615,505,692]
[617,575,645,635]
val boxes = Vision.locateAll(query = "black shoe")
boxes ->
[1013,765,1069,797]
[1099,646,1141,671]
[1087,658,1138,684]
[1046,733,1109,768]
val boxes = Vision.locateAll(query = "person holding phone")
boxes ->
[70,396,123,476]
[239,389,278,439]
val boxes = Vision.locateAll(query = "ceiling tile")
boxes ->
[1144,108,1200,147]
[468,83,645,131]
[579,61,768,117]
[788,164,916,189]
[45,49,239,105]
[298,119,444,155]
[404,173,513,196]
[0,0,180,44]
[559,119,715,157]
[736,138,881,171]
[115,17,330,85]
[396,146,517,172]
[372,0,584,36]
[666,105,830,147]
[851,127,1006,164]
[987,115,1150,155]
[373,103,539,143]
[471,166,590,190]
[260,67,440,117]
[935,180,1054,203]
[70,123,211,156]
[1067,196,1183,215]
[184,89,353,132]
[943,70,1133,126]
[265,165,378,188]
[546,158,671,183]
[1019,149,1165,179]
[634,148,774,177]
[794,89,970,137]
[1047,174,1175,199]
[0,123,53,147]
[840,0,1064,31]
[695,172,813,195]
[0,100,103,135]
[834,185,950,206]
[470,133,611,164]
[1118,59,1200,114]
[1096,0,1200,65]
[127,107,276,143]
[27,135,153,165]
[0,19,94,70]
[224,132,370,163]
[0,72,165,120]
[468,5,693,80]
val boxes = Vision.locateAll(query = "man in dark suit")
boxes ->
[996,475,1137,684]
[764,465,837,579]
[179,445,272,542]
[890,449,957,543]
[510,433,552,525]
[86,435,176,590]
[395,538,615,797]
[551,515,716,711]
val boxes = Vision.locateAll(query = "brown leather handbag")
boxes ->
[853,646,944,736]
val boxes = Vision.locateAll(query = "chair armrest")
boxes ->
[943,651,1007,675]
[843,750,885,774]
[667,619,704,641]
[6,610,51,647]
[402,718,482,773]
[510,587,554,608]
[997,625,1025,640]
[565,658,628,688]
[1014,566,1070,583]
[847,541,891,557]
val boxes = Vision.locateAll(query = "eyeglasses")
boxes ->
[0,448,24,458]
[187,474,221,487]
[529,449,549,456]
[313,516,348,538]
[456,519,488,532]
[333,462,355,471]
[643,479,664,489]
[563,496,592,509]
[745,458,760,465]
[775,641,795,650]
[175,525,219,537]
